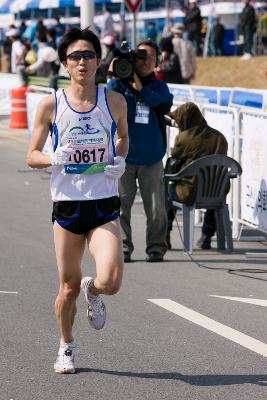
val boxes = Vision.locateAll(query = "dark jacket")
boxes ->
[107,74,173,165]
[212,23,225,48]
[184,6,202,35]
[239,3,256,33]
[158,53,184,84]
[169,102,228,204]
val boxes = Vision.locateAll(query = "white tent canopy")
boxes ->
[0,0,120,14]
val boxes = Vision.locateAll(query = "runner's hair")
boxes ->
[58,27,102,63]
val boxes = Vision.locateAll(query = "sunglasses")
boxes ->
[66,50,97,61]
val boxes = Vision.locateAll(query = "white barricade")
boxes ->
[239,109,267,234]
[202,104,237,158]
[167,83,220,106]
[167,84,194,103]
[201,105,240,236]
[0,72,20,116]
[229,87,267,111]
[26,86,55,155]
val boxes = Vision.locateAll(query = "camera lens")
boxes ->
[113,59,133,79]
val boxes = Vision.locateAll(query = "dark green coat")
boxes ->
[170,102,228,205]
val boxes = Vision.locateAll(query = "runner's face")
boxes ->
[134,45,157,77]
[64,40,100,82]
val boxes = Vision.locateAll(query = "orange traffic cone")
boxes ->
[10,86,28,129]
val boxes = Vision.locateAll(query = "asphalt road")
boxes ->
[1,128,267,400]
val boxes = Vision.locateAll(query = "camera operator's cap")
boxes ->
[5,28,20,37]
[101,35,116,46]
[171,23,184,34]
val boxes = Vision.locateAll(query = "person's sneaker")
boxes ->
[196,235,211,250]
[146,252,164,262]
[81,277,106,330]
[240,53,252,60]
[54,342,76,374]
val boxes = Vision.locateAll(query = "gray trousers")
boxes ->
[119,161,168,256]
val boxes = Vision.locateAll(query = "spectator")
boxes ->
[22,20,38,43]
[36,19,47,37]
[156,37,183,84]
[162,21,174,39]
[166,102,228,250]
[25,30,58,77]
[103,8,115,36]
[54,16,65,39]
[0,28,4,71]
[238,0,256,60]
[2,30,12,72]
[5,28,25,74]
[257,6,267,54]
[146,22,158,42]
[107,40,173,262]
[96,35,116,84]
[210,17,225,56]
[171,23,196,84]
[184,0,202,55]
[46,28,57,50]
[24,42,37,66]
[19,21,27,36]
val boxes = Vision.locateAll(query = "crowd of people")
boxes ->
[0,17,196,86]
[2,0,267,84]
[0,17,64,79]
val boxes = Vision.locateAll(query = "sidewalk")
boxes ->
[0,116,28,143]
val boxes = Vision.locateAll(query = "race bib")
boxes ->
[135,103,150,124]
[64,143,109,174]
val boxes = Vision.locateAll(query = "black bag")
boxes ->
[164,156,183,175]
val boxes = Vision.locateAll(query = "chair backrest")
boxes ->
[167,155,242,209]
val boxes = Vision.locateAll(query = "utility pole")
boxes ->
[80,0,95,31]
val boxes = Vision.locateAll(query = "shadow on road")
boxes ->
[75,368,267,386]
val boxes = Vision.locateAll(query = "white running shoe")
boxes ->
[54,343,76,374]
[81,277,106,330]
[240,53,252,60]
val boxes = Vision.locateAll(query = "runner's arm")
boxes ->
[108,91,129,158]
[26,95,54,169]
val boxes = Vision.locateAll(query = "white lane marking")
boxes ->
[148,299,267,358]
[0,291,18,294]
[210,295,267,307]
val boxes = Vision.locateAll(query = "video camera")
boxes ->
[112,41,147,80]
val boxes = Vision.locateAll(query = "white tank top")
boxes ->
[50,86,118,201]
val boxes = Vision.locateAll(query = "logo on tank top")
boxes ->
[69,125,100,136]
[79,116,91,121]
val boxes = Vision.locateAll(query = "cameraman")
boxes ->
[107,40,173,263]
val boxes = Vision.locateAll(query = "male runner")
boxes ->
[26,27,128,374]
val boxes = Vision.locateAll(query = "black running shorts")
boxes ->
[52,196,120,235]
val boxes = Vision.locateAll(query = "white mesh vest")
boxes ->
[50,86,118,201]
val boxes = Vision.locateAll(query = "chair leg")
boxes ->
[223,204,233,252]
[183,204,195,254]
[215,208,226,251]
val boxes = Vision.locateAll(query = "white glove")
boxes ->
[50,143,74,166]
[104,156,126,179]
